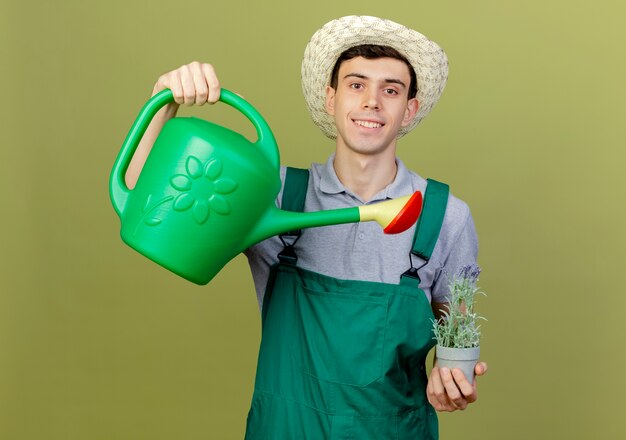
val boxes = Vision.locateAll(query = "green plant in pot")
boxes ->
[433,264,486,384]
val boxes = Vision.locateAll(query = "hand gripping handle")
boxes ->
[109,88,279,217]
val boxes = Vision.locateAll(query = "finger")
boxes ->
[475,362,488,376]
[202,63,221,103]
[161,71,185,105]
[426,370,441,409]
[440,367,468,410]
[451,368,477,404]
[429,367,446,407]
[189,62,209,105]
[179,65,197,106]
[431,367,458,410]
[427,369,455,412]
[153,74,168,95]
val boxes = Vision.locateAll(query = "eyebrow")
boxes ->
[343,73,407,88]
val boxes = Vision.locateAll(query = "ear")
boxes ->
[325,85,336,116]
[401,98,419,127]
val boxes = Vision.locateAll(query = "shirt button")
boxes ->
[359,233,364,240]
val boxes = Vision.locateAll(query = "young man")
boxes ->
[126,15,487,440]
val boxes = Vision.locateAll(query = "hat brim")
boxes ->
[301,16,449,140]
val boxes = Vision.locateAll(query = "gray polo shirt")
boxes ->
[244,154,478,310]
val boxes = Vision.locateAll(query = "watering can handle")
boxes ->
[109,88,280,217]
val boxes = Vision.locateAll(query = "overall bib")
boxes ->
[245,168,449,440]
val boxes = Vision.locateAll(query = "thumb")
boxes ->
[475,362,488,376]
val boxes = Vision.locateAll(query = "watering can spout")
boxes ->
[243,191,423,250]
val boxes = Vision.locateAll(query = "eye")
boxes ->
[384,88,399,95]
[349,83,363,90]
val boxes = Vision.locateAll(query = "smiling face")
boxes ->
[325,56,419,157]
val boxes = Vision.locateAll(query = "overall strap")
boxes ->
[401,178,449,286]
[277,167,310,264]
[281,167,309,216]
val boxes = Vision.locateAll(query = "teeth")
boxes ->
[354,120,382,128]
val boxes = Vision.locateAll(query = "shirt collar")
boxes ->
[319,154,345,195]
[319,154,415,202]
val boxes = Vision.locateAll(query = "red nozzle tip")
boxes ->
[383,191,423,234]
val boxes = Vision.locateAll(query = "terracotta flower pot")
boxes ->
[436,345,480,384]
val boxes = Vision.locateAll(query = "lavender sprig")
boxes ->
[432,264,486,348]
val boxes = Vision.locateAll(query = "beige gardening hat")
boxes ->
[301,15,449,139]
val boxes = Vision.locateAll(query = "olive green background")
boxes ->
[2,0,624,438]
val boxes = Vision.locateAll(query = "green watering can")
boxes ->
[110,89,423,285]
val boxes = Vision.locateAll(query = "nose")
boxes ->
[362,89,380,110]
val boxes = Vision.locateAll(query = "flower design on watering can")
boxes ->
[170,156,238,225]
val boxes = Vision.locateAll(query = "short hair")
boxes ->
[329,44,418,99]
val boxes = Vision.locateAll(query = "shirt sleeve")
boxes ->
[431,209,479,303]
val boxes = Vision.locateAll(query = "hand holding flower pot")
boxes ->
[432,265,486,384]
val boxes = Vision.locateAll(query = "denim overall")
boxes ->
[245,168,449,440]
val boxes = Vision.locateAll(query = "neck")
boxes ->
[333,147,398,202]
